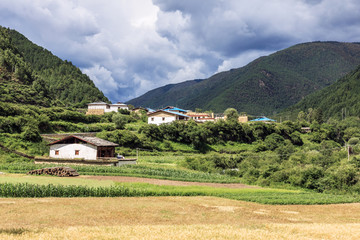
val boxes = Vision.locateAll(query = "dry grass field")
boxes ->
[1,196,360,239]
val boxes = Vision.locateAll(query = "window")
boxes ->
[151,117,154,121]
[55,150,59,155]
[162,117,165,121]
[75,150,80,155]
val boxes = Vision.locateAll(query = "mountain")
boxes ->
[127,42,360,115]
[0,27,52,106]
[280,64,360,120]
[0,26,109,107]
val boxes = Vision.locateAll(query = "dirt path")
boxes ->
[83,175,260,188]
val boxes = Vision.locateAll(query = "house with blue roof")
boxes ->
[162,106,188,114]
[250,117,276,122]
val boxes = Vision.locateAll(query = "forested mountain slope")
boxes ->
[1,26,108,107]
[280,65,360,120]
[0,27,52,106]
[128,42,360,115]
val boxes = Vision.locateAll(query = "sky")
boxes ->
[1,0,360,103]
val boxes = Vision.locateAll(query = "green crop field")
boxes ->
[0,174,114,187]
[0,162,241,183]
[0,174,359,205]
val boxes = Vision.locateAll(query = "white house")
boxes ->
[147,110,190,125]
[86,102,129,115]
[48,135,119,160]
[186,111,215,123]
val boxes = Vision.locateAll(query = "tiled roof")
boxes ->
[163,107,188,113]
[75,136,119,146]
[147,110,190,118]
[250,117,276,122]
[48,135,119,147]
[88,102,108,105]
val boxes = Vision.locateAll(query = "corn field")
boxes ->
[0,163,239,183]
[0,182,206,198]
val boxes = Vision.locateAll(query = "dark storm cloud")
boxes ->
[0,0,360,102]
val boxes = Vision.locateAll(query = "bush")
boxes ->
[348,137,360,146]
[264,133,284,151]
[139,124,162,141]
[321,163,358,191]
[21,126,42,142]
[58,110,87,123]
[112,113,129,129]
[182,156,217,173]
[290,131,303,146]
[97,130,141,148]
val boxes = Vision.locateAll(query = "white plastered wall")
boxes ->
[148,116,176,125]
[49,143,98,160]
[109,105,128,112]
[88,104,107,110]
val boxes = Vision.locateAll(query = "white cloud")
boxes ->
[82,64,118,95]
[0,0,360,103]
[216,50,274,73]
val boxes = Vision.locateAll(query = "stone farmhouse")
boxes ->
[86,102,129,115]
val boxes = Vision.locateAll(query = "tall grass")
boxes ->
[0,182,203,198]
[0,174,114,187]
[1,182,360,204]
[0,163,240,183]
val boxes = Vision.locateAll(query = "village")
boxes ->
[38,101,278,167]
[86,101,275,125]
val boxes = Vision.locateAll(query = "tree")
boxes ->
[224,108,239,122]
[313,108,324,123]
[21,126,42,142]
[112,113,128,129]
[307,108,314,123]
[297,111,306,122]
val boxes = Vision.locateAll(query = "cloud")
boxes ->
[0,0,360,103]
[82,64,118,95]
[216,50,274,73]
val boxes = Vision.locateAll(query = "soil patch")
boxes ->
[83,175,260,189]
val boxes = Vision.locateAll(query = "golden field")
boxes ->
[1,196,360,239]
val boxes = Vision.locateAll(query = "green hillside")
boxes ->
[280,65,360,120]
[0,27,53,106]
[2,26,109,107]
[127,42,360,114]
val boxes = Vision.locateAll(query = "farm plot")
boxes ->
[1,173,360,204]
[0,197,360,239]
